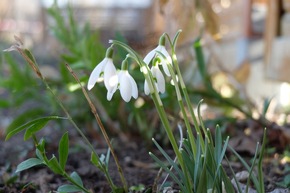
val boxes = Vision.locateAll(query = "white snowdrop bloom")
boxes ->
[116,70,138,102]
[87,47,118,94]
[143,34,172,76]
[107,58,138,102]
[144,65,165,95]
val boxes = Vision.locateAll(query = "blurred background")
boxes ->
[1,0,290,137]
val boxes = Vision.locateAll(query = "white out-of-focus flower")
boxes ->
[87,46,118,96]
[143,34,172,76]
[144,60,165,95]
[107,59,138,102]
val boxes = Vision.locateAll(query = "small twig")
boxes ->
[64,63,128,192]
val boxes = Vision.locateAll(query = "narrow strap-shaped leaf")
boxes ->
[59,132,69,170]
[220,167,235,193]
[257,128,267,193]
[180,149,195,183]
[16,158,43,173]
[152,139,183,176]
[225,156,243,193]
[196,150,208,193]
[6,116,67,141]
[214,125,222,163]
[149,152,186,192]
[228,145,260,188]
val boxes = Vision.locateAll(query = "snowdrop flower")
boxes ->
[87,46,118,96]
[144,59,165,95]
[143,34,172,76]
[107,59,138,102]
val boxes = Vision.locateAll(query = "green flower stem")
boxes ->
[171,51,206,153]
[166,62,197,158]
[110,39,192,190]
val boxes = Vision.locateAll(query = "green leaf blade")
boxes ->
[24,120,50,141]
[59,132,69,170]
[16,158,43,173]
[48,155,63,175]
[70,172,83,186]
[5,116,67,141]
[90,152,101,168]
[57,184,83,193]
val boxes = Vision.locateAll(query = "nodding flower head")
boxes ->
[87,46,118,94]
[143,34,172,76]
[144,58,165,95]
[107,58,138,102]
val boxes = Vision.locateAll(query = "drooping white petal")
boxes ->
[152,66,165,93]
[107,89,115,101]
[103,59,118,92]
[143,46,158,64]
[160,46,172,64]
[144,80,150,95]
[159,46,172,76]
[87,58,107,90]
[128,73,138,99]
[119,71,132,102]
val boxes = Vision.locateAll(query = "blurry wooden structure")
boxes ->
[264,0,290,82]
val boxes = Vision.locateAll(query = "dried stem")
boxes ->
[64,63,128,192]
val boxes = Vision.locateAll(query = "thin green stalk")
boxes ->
[164,58,197,158]
[110,39,193,191]
[171,52,203,138]
[166,33,205,154]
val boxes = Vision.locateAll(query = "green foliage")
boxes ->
[276,173,290,188]
[150,117,234,193]
[228,129,267,193]
[0,53,40,107]
[5,116,67,141]
[14,131,91,193]
[15,158,43,173]
[59,132,69,170]
[57,184,84,193]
